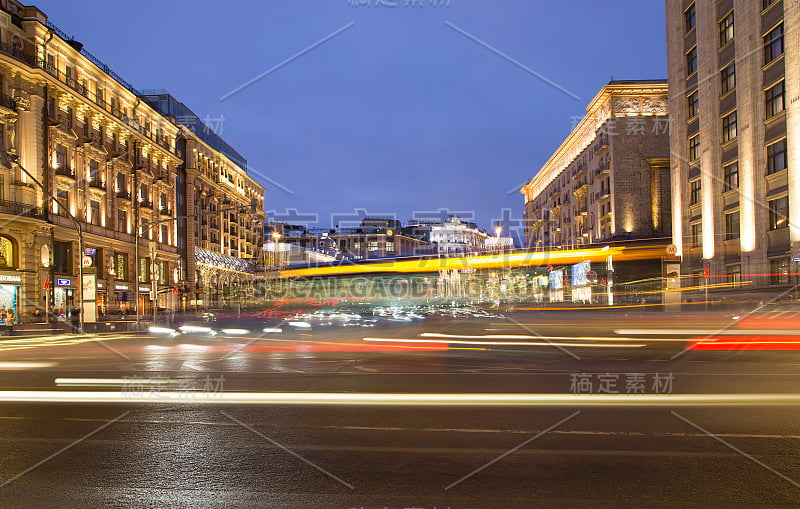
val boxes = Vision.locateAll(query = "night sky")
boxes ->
[36,0,667,244]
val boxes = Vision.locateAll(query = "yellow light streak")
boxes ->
[0,391,798,406]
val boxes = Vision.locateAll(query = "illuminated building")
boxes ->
[143,92,265,310]
[666,0,798,288]
[404,215,491,255]
[274,218,435,260]
[521,80,671,250]
[0,2,264,324]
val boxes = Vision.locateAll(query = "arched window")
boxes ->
[0,236,15,268]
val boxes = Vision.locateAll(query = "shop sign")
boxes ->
[83,274,96,301]
[97,282,105,290]
[56,278,72,286]
[114,284,129,291]
[139,287,150,293]
[85,248,97,256]
[0,274,22,283]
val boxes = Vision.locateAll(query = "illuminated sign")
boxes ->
[0,274,22,283]
[549,269,563,290]
[56,278,71,286]
[114,284,129,291]
[85,248,97,256]
[571,260,590,287]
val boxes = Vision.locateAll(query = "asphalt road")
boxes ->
[0,311,799,507]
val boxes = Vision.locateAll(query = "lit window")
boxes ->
[688,90,699,118]
[766,81,785,117]
[764,24,784,64]
[723,162,739,192]
[689,179,701,205]
[767,139,787,175]
[719,13,734,46]
[0,236,14,268]
[688,135,700,161]
[768,196,788,230]
[722,111,737,142]
[721,63,735,93]
[725,211,740,240]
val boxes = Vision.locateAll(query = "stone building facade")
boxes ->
[666,0,799,288]
[521,80,671,250]
[0,2,265,322]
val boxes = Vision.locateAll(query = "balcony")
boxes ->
[0,199,46,220]
[116,190,131,200]
[54,166,75,179]
[595,162,610,176]
[160,207,173,216]
[88,178,106,190]
[139,199,153,209]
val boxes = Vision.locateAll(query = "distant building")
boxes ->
[269,218,435,260]
[665,0,798,287]
[521,80,671,250]
[404,215,490,255]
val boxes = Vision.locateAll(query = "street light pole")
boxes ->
[9,153,84,333]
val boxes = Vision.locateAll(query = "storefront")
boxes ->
[113,283,132,314]
[54,276,77,320]
[0,273,21,320]
[96,282,107,316]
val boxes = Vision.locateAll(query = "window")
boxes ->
[690,223,702,248]
[770,258,789,285]
[763,0,778,9]
[368,241,379,252]
[139,183,148,202]
[53,241,72,275]
[766,81,785,117]
[83,116,89,137]
[160,193,168,209]
[160,224,168,244]
[88,159,100,182]
[689,179,701,205]
[138,258,149,283]
[115,252,127,280]
[720,13,734,46]
[685,3,696,31]
[386,242,395,252]
[767,139,787,175]
[686,47,698,75]
[688,90,699,118]
[721,63,735,93]
[722,111,737,142]
[764,24,784,64]
[55,144,67,169]
[158,261,168,285]
[64,106,73,129]
[723,162,739,192]
[688,135,700,161]
[56,189,69,216]
[117,209,128,233]
[89,200,100,225]
[116,172,126,192]
[725,211,740,240]
[0,237,14,268]
[768,196,788,230]
[727,264,741,286]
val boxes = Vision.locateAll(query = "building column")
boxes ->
[785,0,800,259]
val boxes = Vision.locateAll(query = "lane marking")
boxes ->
[364,338,646,348]
[616,329,800,336]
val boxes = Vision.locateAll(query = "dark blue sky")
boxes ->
[38,0,666,241]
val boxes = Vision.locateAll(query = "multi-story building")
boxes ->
[0,2,264,324]
[666,0,798,289]
[275,218,435,260]
[521,80,671,250]
[143,92,265,310]
[404,215,490,255]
